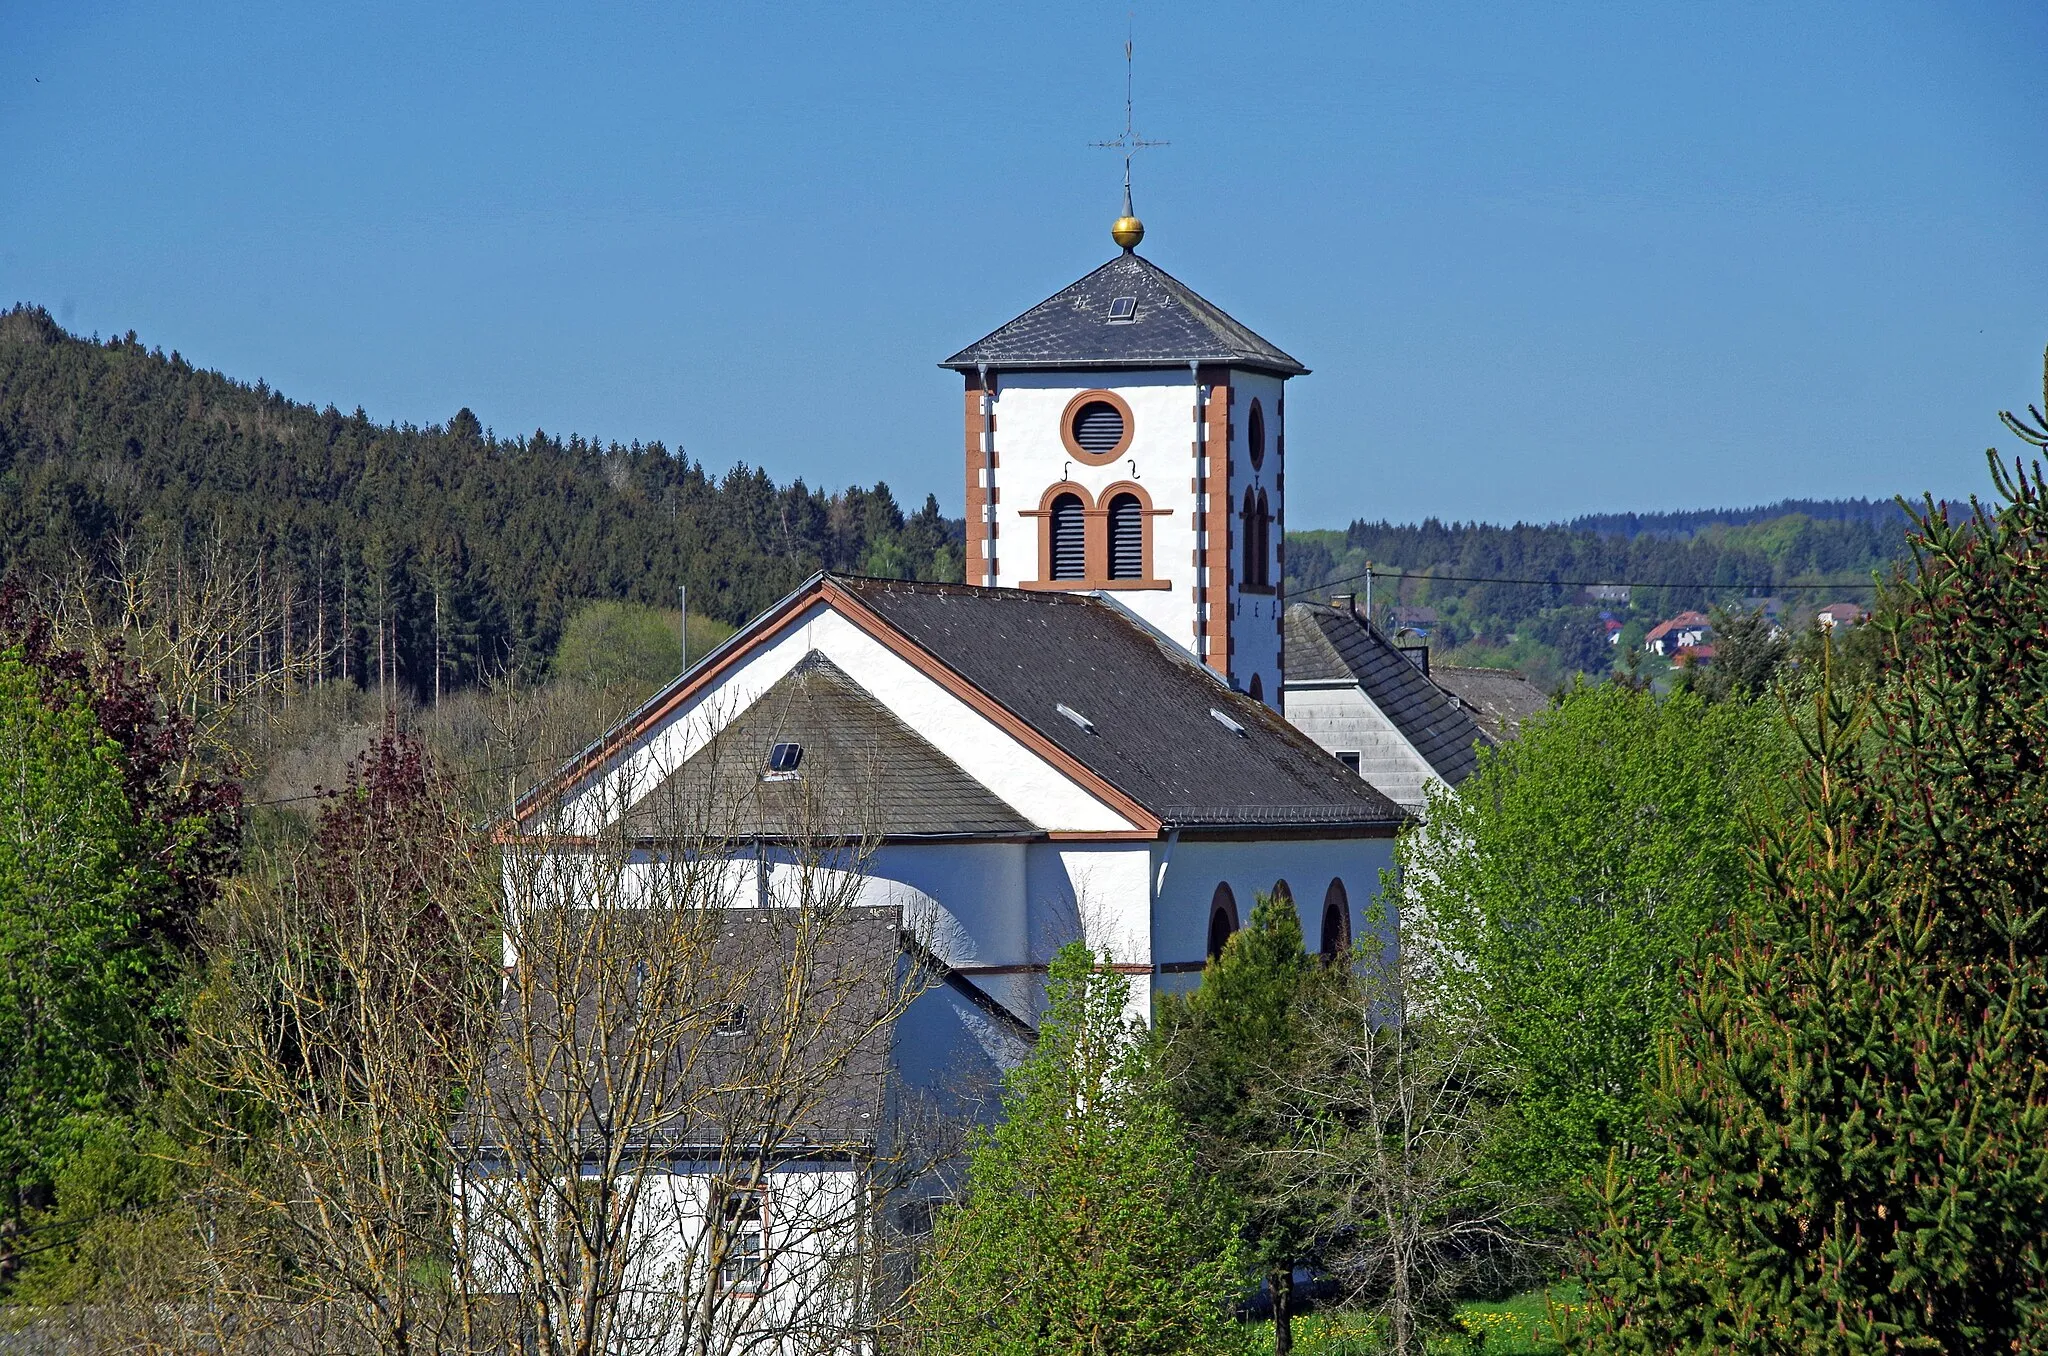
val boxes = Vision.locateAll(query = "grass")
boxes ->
[1245,1287,1583,1355]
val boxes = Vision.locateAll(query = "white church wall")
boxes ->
[1226,367,1287,707]
[1281,681,1447,813]
[1150,835,1398,1000]
[554,598,1139,837]
[988,368,1201,655]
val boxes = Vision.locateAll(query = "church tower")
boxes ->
[940,212,1307,709]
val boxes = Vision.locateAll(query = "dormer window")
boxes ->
[763,742,803,782]
[1107,296,1137,323]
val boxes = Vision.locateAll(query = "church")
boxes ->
[486,203,1431,1342]
[515,204,1406,1023]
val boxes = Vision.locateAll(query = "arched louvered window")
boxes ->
[1071,400,1126,455]
[1255,489,1272,587]
[1050,493,1086,580]
[1107,493,1144,580]
[1207,883,1240,962]
[1320,879,1350,959]
[1241,487,1259,586]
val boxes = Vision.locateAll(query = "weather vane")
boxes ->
[1092,18,1166,251]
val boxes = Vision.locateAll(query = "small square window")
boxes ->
[1336,751,1362,773]
[1107,296,1138,323]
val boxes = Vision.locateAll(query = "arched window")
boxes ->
[1050,493,1086,580]
[1272,879,1293,906]
[1107,492,1144,580]
[1207,883,1239,961]
[1247,398,1266,470]
[1248,673,1264,703]
[1255,489,1273,587]
[1320,879,1350,959]
[1241,487,1259,586]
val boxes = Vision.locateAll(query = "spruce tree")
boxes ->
[1157,893,1320,1354]
[1576,440,2048,1352]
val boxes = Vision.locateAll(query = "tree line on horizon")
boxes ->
[3,300,1923,705]
[1287,508,1914,686]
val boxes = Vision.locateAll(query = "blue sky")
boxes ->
[4,2,2045,527]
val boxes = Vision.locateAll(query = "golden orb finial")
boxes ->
[1112,214,1145,251]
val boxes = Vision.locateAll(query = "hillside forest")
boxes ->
[3,303,1919,709]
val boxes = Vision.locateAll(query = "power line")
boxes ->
[1287,566,1881,600]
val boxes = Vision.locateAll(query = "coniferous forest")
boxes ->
[0,304,964,701]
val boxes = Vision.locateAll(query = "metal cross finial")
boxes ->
[1091,20,1167,218]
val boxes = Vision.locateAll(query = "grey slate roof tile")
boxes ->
[940,252,1307,376]
[624,652,1035,840]
[467,908,904,1152]
[1284,603,1491,786]
[1431,666,1551,740]
[838,577,1400,829]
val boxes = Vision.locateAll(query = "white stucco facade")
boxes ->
[974,364,1290,712]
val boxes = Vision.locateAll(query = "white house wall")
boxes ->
[462,1162,867,1355]
[1281,681,1447,812]
[552,599,1139,836]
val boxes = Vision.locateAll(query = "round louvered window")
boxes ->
[1059,389,1134,464]
[1247,398,1266,469]
[1072,402,1124,453]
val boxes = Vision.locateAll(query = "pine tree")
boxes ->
[1576,441,2048,1353]
[908,943,1247,1356]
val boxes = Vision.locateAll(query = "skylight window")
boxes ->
[1107,296,1138,323]
[1056,703,1097,734]
[763,741,803,782]
[1210,708,1248,738]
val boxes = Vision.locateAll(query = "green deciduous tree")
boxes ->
[1575,443,2048,1353]
[549,600,734,696]
[0,590,237,1281]
[1157,894,1321,1354]
[1406,681,1787,1221]
[908,942,1247,1356]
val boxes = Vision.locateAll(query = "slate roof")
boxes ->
[1284,602,1492,787]
[623,652,1034,841]
[940,252,1308,377]
[836,577,1400,829]
[465,908,903,1153]
[1431,666,1550,740]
